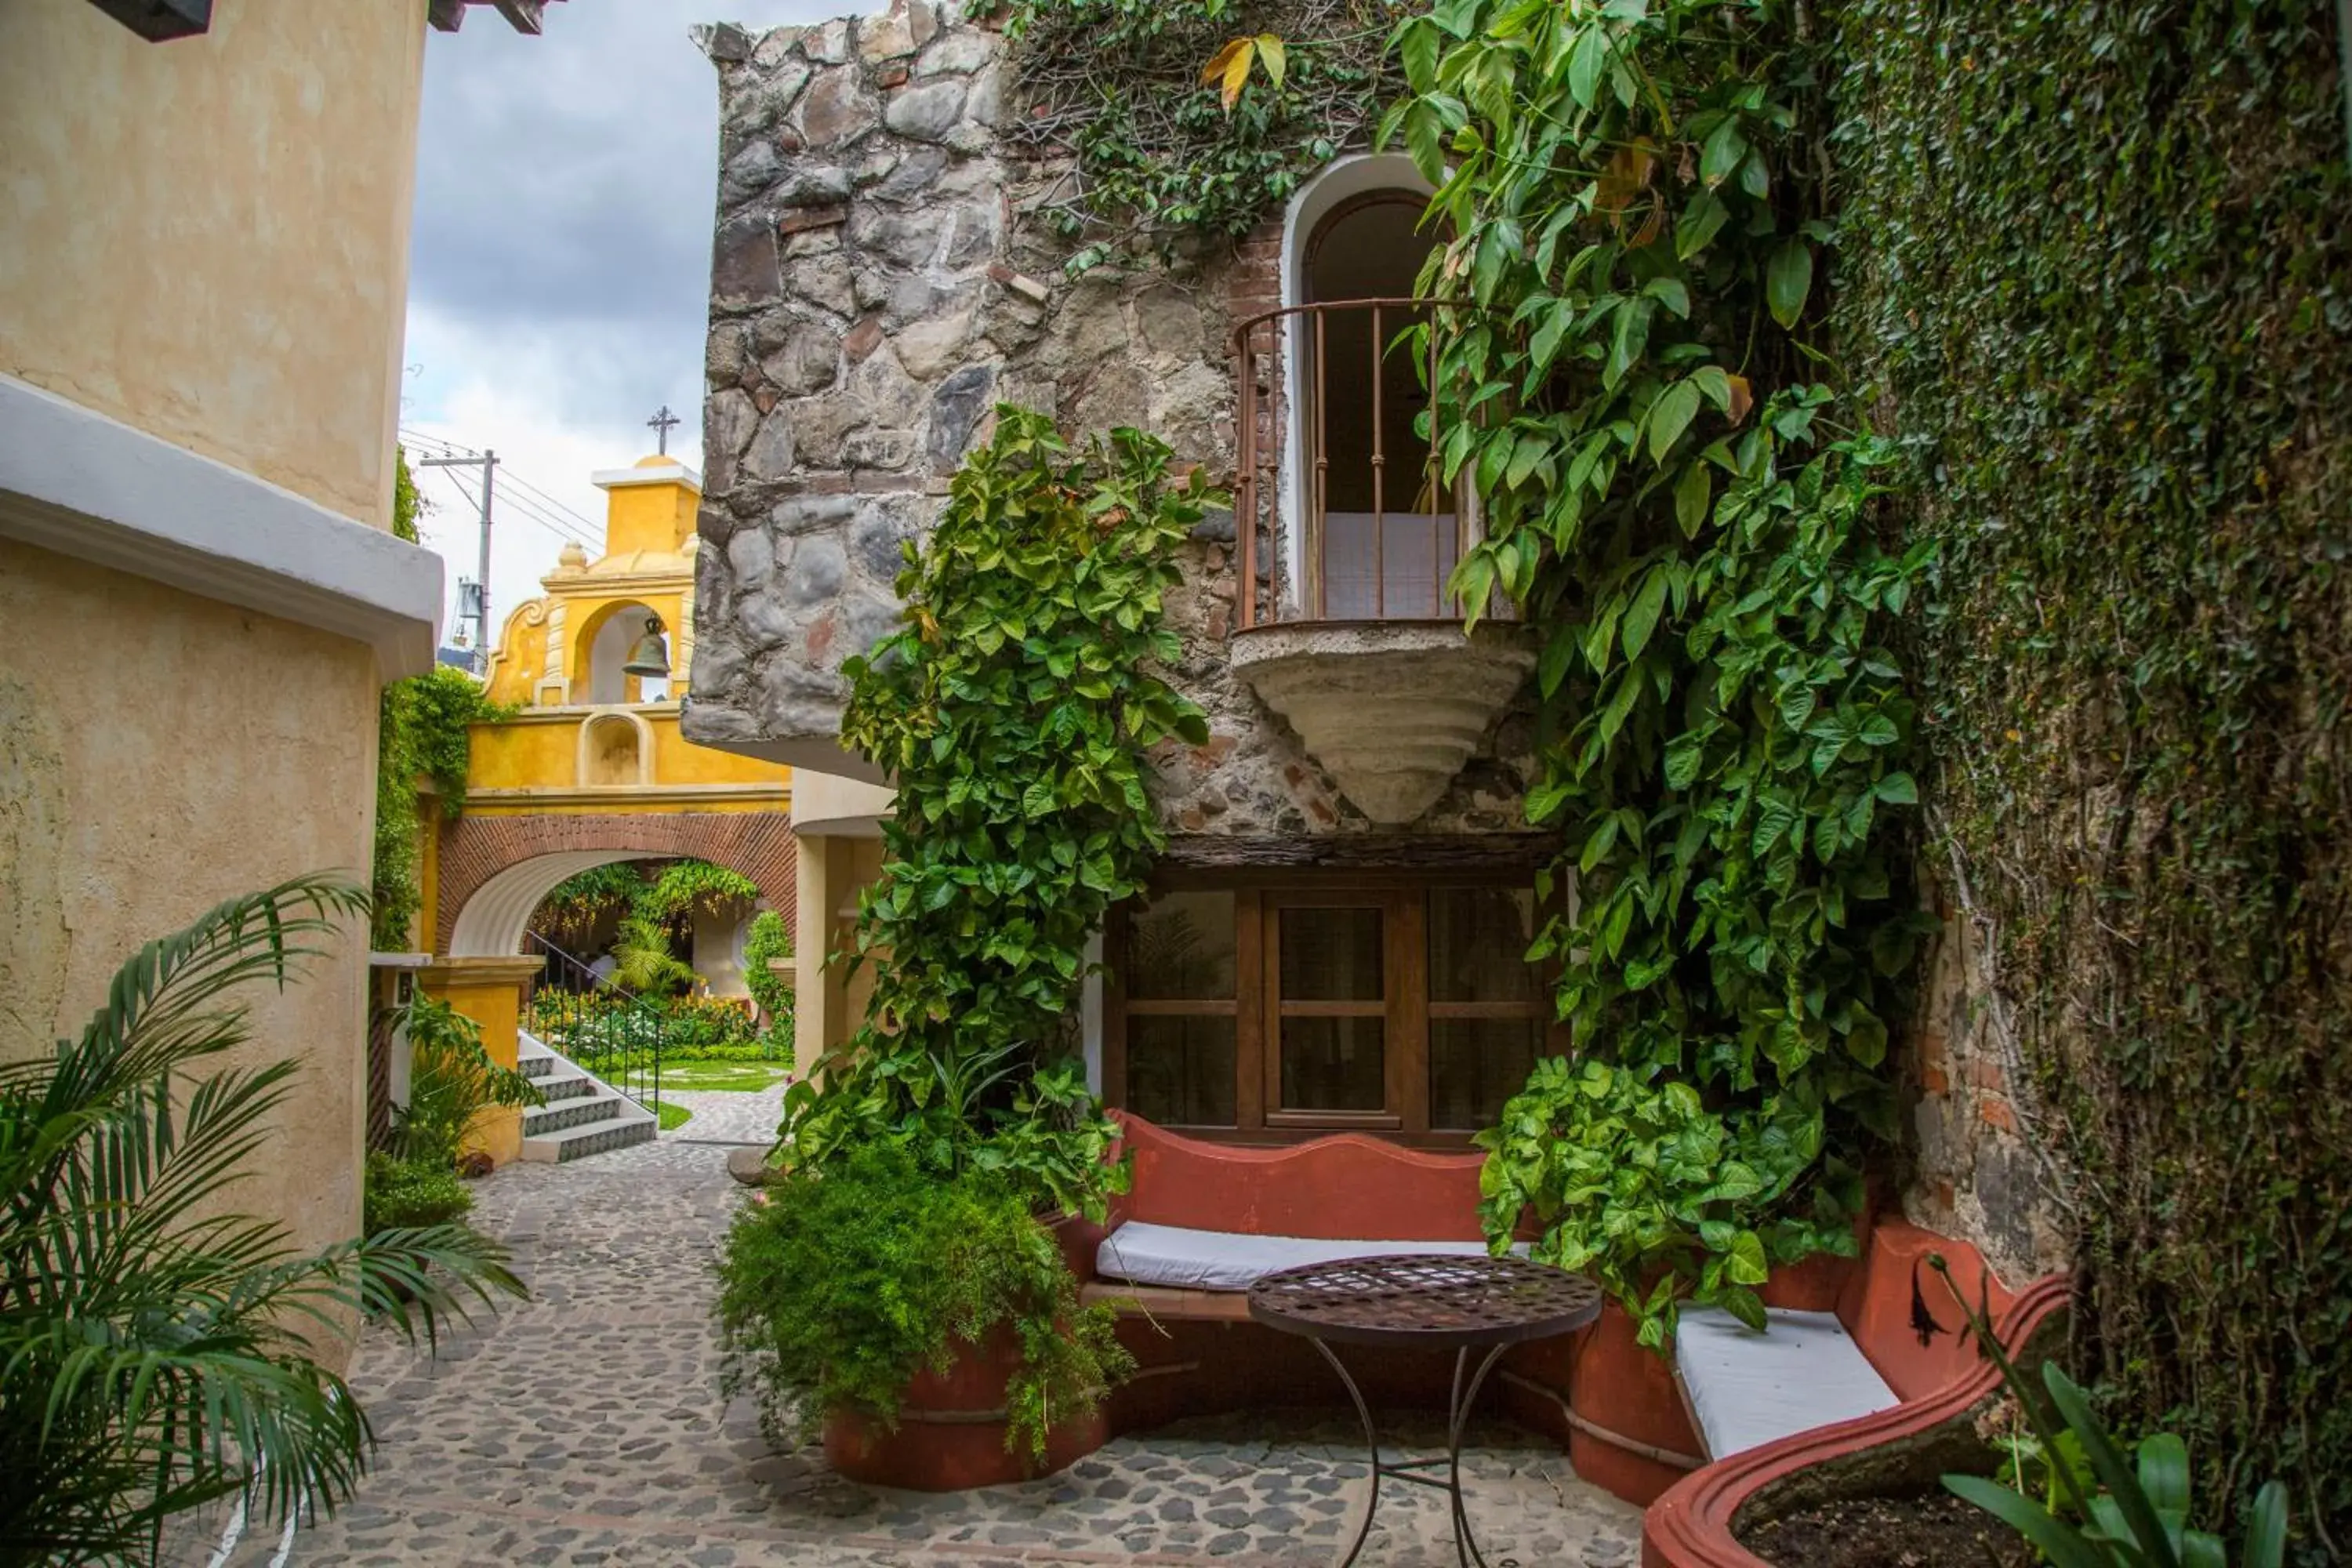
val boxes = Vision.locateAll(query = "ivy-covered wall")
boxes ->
[1831,0,2350,1541]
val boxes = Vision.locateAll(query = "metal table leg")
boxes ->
[1309,1338,1514,1568]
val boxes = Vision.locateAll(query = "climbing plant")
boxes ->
[1388,0,1931,1344]
[370,667,511,950]
[1831,0,2352,1545]
[772,407,1215,1221]
[1001,0,1398,264]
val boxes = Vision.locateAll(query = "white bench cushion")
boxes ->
[1676,1305,1899,1459]
[1094,1221,1500,1294]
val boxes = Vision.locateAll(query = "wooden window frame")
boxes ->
[1105,871,1563,1149]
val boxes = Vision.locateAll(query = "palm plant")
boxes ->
[0,877,527,1566]
[608,913,695,997]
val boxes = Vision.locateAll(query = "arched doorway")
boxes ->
[437,812,798,956]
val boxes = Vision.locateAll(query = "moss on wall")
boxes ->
[1831,0,2352,1543]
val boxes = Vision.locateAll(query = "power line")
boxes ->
[399,428,605,539]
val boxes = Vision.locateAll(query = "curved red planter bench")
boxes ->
[1642,1241,2072,1568]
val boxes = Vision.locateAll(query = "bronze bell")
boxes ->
[621,615,671,680]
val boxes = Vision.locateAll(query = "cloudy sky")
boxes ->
[401,0,844,652]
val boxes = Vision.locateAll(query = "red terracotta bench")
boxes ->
[1072,1113,1501,1319]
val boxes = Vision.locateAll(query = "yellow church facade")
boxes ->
[417,452,797,985]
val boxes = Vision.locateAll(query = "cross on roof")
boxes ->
[647,405,681,456]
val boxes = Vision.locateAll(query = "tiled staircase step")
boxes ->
[521,1109,657,1163]
[535,1072,597,1104]
[519,1053,556,1079]
[523,1094,622,1136]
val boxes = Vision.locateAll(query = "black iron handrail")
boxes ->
[523,932,666,1117]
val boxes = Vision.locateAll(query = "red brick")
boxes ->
[435,812,798,953]
[1962,1057,2008,1092]
[1921,1065,1951,1095]
[1979,1098,2019,1134]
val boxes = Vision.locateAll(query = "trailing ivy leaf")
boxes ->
[1677,190,1730,259]
[1674,462,1712,536]
[1254,34,1286,88]
[1566,24,1610,108]
[1650,380,1701,462]
[1700,117,1747,187]
[1766,240,1813,329]
[1622,568,1671,660]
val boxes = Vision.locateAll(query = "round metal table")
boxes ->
[1247,1253,1602,1568]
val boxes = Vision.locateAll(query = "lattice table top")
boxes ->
[1246,1253,1603,1348]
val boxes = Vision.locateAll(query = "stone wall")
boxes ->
[1899,872,2077,1283]
[683,0,1536,837]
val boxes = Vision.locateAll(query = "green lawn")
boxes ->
[656,1102,692,1132]
[654,1061,793,1094]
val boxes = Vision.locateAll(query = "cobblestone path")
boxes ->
[281,1142,1642,1566]
[658,1077,789,1146]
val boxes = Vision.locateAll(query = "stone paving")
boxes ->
[658,1076,790,1147]
[268,1139,1642,1566]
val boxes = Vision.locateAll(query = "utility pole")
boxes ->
[416,448,498,674]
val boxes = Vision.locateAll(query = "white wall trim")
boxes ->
[0,372,444,677]
[593,462,703,492]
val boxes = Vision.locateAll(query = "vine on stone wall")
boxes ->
[771,408,1217,1220]
[372,666,512,951]
[1002,0,1398,266]
[1392,0,1929,1345]
[1831,0,2352,1545]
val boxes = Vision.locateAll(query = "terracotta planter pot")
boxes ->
[821,1325,1109,1490]
[1568,1298,1707,1508]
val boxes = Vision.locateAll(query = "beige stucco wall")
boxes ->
[0,0,426,531]
[0,543,379,1363]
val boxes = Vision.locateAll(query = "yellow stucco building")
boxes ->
[0,0,490,1332]
[421,453,797,1004]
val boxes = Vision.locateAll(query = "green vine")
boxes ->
[773,407,1216,1222]
[371,667,512,950]
[1831,0,2352,1544]
[1002,0,1399,265]
[743,910,794,1023]
[1392,0,1928,1346]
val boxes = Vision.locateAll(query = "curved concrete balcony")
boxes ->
[1229,620,1537,826]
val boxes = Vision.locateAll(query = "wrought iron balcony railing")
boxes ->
[1232,299,1499,630]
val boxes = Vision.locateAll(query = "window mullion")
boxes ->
[1237,891,1266,1131]
[1391,889,1428,1135]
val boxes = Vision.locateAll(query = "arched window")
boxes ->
[1250,154,1465,622]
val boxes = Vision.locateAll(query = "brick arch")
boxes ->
[434,811,797,956]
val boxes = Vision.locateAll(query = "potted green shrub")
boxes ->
[717,1142,1129,1488]
[712,410,1212,1487]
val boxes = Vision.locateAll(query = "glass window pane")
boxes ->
[1430,1018,1541,1130]
[1279,1016,1386,1112]
[1127,1015,1237,1127]
[1127,892,1236,1000]
[1429,887,1539,1004]
[1279,906,1385,1000]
